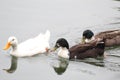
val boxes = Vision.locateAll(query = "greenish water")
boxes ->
[0,0,120,80]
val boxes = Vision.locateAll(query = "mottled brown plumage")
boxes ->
[95,29,120,47]
[69,40,105,59]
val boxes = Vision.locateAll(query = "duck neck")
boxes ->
[85,36,95,43]
[58,47,70,59]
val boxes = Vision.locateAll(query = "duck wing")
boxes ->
[69,40,97,54]
[95,29,120,47]
[95,29,120,39]
[69,40,105,59]
[18,30,50,52]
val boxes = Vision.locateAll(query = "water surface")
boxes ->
[0,0,120,80]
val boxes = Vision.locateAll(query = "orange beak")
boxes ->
[3,42,11,50]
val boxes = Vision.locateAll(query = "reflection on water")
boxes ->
[0,0,120,79]
[104,55,120,71]
[82,58,105,67]
[3,56,18,73]
[74,55,120,72]
[114,0,120,1]
[50,57,69,75]
[73,57,105,67]
[2,49,120,76]
[3,53,120,75]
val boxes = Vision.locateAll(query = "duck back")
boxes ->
[69,40,105,59]
[95,29,120,47]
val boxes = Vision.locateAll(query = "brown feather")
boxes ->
[69,39,104,59]
[95,29,120,47]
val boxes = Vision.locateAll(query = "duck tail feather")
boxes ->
[44,30,50,41]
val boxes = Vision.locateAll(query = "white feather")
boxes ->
[58,47,69,59]
[8,30,50,57]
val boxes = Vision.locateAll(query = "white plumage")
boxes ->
[57,47,70,59]
[3,30,50,57]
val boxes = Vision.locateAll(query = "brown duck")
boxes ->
[52,38,105,59]
[82,29,120,47]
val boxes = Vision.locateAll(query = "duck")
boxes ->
[3,30,50,57]
[82,29,120,47]
[52,38,105,59]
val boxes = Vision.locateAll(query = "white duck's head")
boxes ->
[3,36,18,50]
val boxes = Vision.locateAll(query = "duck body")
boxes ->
[69,41,105,59]
[69,44,104,59]
[95,29,120,47]
[82,29,120,47]
[53,38,105,59]
[3,30,50,57]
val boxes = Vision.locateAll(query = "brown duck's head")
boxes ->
[82,30,94,43]
[52,38,69,51]
[83,30,94,39]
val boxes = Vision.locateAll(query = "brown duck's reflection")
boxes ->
[114,0,120,2]
[51,57,69,75]
[84,58,105,67]
[3,56,18,73]
[74,57,105,67]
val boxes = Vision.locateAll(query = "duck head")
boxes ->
[53,38,69,50]
[52,38,70,59]
[82,30,94,43]
[3,36,18,50]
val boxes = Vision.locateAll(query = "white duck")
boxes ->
[3,30,50,57]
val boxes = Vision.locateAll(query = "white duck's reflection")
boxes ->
[51,57,69,75]
[3,56,18,73]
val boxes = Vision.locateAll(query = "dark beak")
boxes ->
[81,36,86,43]
[50,44,59,52]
